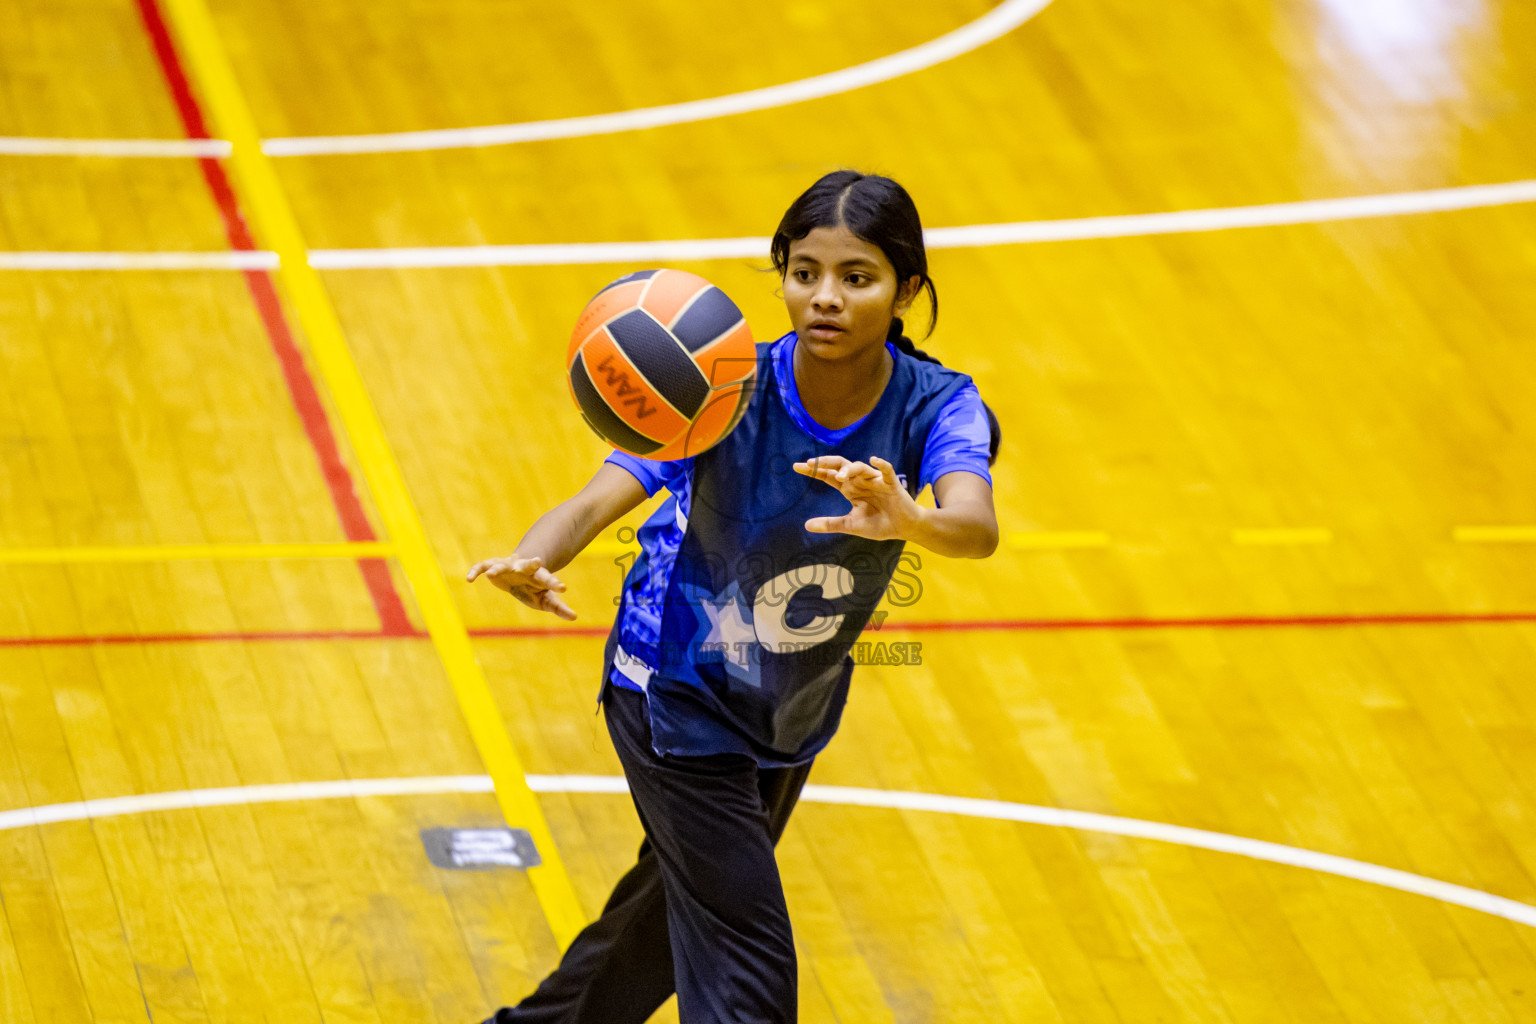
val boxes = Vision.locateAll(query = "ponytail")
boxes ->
[887,316,1002,467]
[886,317,941,365]
[983,403,1001,467]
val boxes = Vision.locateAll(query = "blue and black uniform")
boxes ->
[488,332,991,1024]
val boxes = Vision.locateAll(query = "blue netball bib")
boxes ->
[638,337,970,765]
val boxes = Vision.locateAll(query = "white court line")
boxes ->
[0,137,232,158]
[261,0,1056,156]
[0,0,1051,162]
[2,773,1532,931]
[307,179,1536,268]
[5,180,1535,272]
[0,777,494,830]
[0,251,278,271]
[309,236,769,268]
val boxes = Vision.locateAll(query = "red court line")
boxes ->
[134,0,412,636]
[5,610,1534,648]
[879,611,1536,631]
[0,629,416,649]
[468,611,1536,637]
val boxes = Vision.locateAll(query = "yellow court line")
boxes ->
[1231,528,1334,546]
[1006,530,1111,549]
[157,0,585,947]
[0,542,395,564]
[1454,526,1536,543]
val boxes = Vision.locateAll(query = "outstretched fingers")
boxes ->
[467,553,577,618]
[795,455,887,490]
[520,558,568,592]
[804,514,852,534]
[793,454,846,482]
[869,455,899,486]
[529,589,578,621]
[466,554,566,592]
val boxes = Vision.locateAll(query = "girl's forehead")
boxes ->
[787,225,892,269]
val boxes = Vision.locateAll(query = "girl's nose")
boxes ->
[812,282,842,309]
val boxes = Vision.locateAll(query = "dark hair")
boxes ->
[771,170,1001,466]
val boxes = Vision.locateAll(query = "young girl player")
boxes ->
[469,170,1001,1024]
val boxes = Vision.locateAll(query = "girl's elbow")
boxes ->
[970,518,1000,559]
[978,525,1000,558]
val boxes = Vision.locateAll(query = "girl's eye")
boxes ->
[847,274,869,286]
[793,269,814,282]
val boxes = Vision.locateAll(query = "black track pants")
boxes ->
[486,682,812,1024]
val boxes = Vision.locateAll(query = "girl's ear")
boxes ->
[894,275,923,316]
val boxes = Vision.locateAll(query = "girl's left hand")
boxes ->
[793,454,921,541]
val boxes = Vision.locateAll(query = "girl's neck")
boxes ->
[793,336,894,432]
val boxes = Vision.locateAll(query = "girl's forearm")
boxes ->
[905,503,999,559]
[506,464,653,572]
[510,499,601,572]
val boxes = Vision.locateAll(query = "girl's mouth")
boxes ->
[805,324,845,341]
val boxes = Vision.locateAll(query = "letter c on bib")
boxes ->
[753,564,855,653]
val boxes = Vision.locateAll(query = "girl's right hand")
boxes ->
[465,554,577,621]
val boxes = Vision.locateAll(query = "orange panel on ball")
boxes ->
[693,320,758,386]
[578,329,692,442]
[566,280,647,367]
[637,269,712,329]
[647,373,757,461]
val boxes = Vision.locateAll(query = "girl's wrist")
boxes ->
[902,502,934,545]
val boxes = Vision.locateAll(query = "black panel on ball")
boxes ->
[570,351,665,455]
[670,287,744,352]
[590,268,658,301]
[606,310,710,418]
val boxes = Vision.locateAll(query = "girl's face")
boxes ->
[784,225,920,362]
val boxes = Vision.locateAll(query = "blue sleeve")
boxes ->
[604,450,692,497]
[918,382,993,490]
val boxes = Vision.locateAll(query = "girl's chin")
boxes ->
[799,330,874,354]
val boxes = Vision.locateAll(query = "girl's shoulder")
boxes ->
[897,347,976,405]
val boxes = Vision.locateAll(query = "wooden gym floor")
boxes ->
[3,0,1536,1020]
